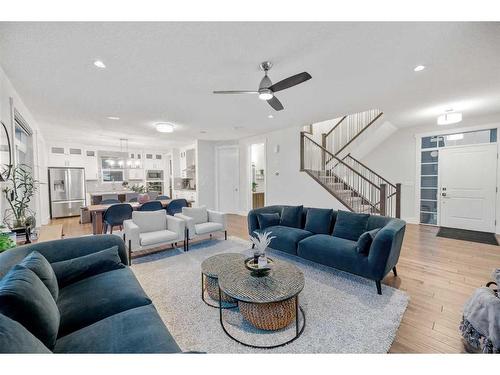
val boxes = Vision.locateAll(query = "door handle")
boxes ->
[441,193,447,197]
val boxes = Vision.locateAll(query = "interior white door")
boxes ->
[217,147,239,213]
[439,143,497,232]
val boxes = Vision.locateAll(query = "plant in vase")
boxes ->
[2,164,38,241]
[250,231,275,267]
[0,232,16,252]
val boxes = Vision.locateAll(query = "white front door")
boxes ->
[439,143,497,232]
[217,146,240,213]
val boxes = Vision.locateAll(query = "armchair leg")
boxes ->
[185,228,189,251]
[128,239,132,266]
[376,281,382,295]
[224,230,227,240]
[392,266,398,277]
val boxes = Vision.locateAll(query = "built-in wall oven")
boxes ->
[146,170,163,180]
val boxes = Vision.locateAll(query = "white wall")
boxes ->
[237,126,348,214]
[0,66,50,227]
[196,140,216,209]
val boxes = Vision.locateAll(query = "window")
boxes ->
[102,170,124,182]
[14,112,33,168]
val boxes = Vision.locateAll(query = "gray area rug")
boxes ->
[131,237,409,353]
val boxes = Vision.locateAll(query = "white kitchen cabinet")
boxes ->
[128,168,144,180]
[144,153,164,170]
[48,146,84,167]
[84,149,99,180]
[173,190,197,204]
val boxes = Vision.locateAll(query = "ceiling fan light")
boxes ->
[258,90,273,101]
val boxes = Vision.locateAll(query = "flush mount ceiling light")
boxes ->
[267,114,274,119]
[414,65,425,72]
[437,109,462,125]
[106,116,120,120]
[93,60,106,69]
[156,123,174,133]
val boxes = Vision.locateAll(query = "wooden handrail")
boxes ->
[324,115,347,138]
[343,154,397,190]
[302,133,380,190]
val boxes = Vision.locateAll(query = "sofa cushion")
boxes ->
[356,228,381,255]
[257,213,281,230]
[254,225,312,255]
[195,222,224,235]
[140,230,178,247]
[51,246,124,288]
[0,265,60,349]
[53,304,180,353]
[304,208,333,234]
[132,210,167,233]
[19,251,59,301]
[0,313,52,353]
[57,267,151,337]
[182,206,208,224]
[332,210,370,241]
[297,235,368,275]
[280,205,303,228]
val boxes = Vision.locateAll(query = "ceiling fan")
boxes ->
[213,61,312,111]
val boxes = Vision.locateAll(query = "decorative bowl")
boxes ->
[244,257,274,277]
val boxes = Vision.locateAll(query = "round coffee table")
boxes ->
[201,253,245,308]
[218,258,306,349]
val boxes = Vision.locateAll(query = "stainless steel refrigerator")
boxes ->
[48,167,86,218]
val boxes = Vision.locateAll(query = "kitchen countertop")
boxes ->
[89,191,137,196]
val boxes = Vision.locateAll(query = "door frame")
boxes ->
[215,145,240,213]
[438,142,498,231]
[415,124,499,230]
[247,142,267,212]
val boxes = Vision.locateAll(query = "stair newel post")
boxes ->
[300,131,305,171]
[395,183,402,219]
[380,183,387,216]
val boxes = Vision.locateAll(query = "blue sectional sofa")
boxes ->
[248,205,406,294]
[0,235,181,353]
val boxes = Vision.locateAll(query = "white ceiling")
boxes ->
[1,22,500,148]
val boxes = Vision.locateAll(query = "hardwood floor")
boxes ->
[47,214,500,353]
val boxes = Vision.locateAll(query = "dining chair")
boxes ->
[166,199,188,216]
[138,200,163,211]
[102,203,133,234]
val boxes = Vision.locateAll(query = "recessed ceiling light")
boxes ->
[437,109,462,125]
[106,116,120,120]
[156,122,174,133]
[93,60,106,69]
[414,65,425,72]
[200,130,207,134]
[233,126,244,130]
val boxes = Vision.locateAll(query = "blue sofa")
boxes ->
[0,235,181,353]
[248,205,406,294]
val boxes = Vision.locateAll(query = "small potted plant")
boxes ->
[247,231,276,276]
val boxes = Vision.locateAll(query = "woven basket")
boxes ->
[205,276,236,303]
[239,298,296,330]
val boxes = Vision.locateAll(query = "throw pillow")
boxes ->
[332,210,370,241]
[0,265,60,349]
[280,205,303,228]
[356,228,381,255]
[19,251,59,301]
[0,313,52,353]
[304,208,333,234]
[51,246,124,288]
[182,206,208,224]
[257,213,281,230]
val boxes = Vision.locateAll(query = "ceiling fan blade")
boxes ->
[213,90,259,94]
[267,96,284,111]
[268,72,312,92]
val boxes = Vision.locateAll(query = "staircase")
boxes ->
[300,110,401,218]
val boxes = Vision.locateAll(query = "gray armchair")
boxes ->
[175,206,227,250]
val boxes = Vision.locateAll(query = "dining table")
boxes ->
[85,199,191,235]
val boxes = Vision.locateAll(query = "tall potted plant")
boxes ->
[2,164,38,241]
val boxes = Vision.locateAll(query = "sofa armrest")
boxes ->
[0,235,129,273]
[123,219,141,250]
[174,213,195,238]
[207,210,227,229]
[368,219,406,280]
[166,215,186,239]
